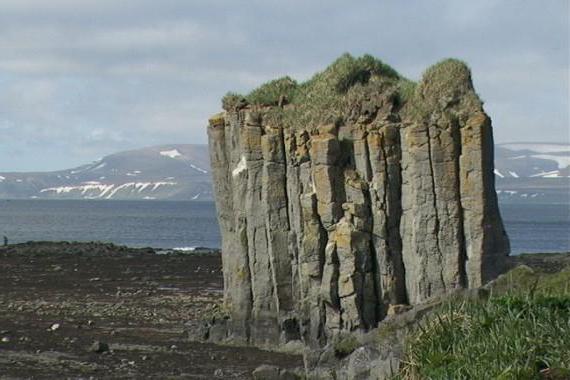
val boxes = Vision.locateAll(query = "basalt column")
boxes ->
[207,57,510,346]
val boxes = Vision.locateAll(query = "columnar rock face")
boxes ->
[207,55,509,346]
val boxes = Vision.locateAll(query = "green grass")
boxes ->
[221,92,246,111]
[246,76,298,106]
[397,268,570,379]
[333,332,360,358]
[219,54,487,131]
[221,53,416,128]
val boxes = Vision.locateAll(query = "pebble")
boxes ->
[49,323,60,331]
[89,340,110,354]
[1,337,10,343]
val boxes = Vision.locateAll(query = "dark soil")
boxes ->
[0,242,302,379]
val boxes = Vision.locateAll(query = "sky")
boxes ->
[0,0,568,172]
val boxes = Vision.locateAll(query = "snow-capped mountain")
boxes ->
[494,143,569,203]
[495,143,570,179]
[1,142,568,202]
[0,145,212,201]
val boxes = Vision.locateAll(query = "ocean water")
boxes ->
[0,200,220,250]
[0,199,568,254]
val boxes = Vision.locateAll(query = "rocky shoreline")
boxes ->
[191,250,570,379]
[0,242,302,379]
[1,241,568,378]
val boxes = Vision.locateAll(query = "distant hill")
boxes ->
[0,145,212,201]
[0,142,568,202]
[495,142,569,203]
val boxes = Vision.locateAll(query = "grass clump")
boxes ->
[324,53,400,94]
[221,53,416,129]
[491,266,570,296]
[284,53,406,127]
[246,76,298,106]
[397,267,570,379]
[221,92,247,111]
[219,54,486,128]
[333,332,360,358]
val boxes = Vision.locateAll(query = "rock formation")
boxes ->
[207,54,509,347]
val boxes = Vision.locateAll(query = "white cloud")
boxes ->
[0,0,567,171]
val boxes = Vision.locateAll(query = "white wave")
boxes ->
[508,171,519,178]
[494,169,504,178]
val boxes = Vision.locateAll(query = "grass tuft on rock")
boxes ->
[333,333,360,358]
[221,92,247,111]
[222,53,417,129]
[397,267,570,379]
[246,76,299,106]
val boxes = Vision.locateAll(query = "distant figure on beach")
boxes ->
[3,236,7,246]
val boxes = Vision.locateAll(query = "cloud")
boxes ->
[0,0,567,171]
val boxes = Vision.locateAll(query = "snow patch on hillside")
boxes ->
[92,162,107,171]
[494,169,504,178]
[500,143,570,153]
[531,155,570,169]
[189,164,208,174]
[40,181,177,199]
[160,149,182,159]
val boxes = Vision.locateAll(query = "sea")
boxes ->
[0,199,568,255]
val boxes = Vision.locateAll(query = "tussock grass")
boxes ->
[246,76,298,106]
[397,268,570,379]
[221,53,416,128]
[333,333,360,358]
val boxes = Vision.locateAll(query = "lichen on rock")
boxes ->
[207,53,510,347]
